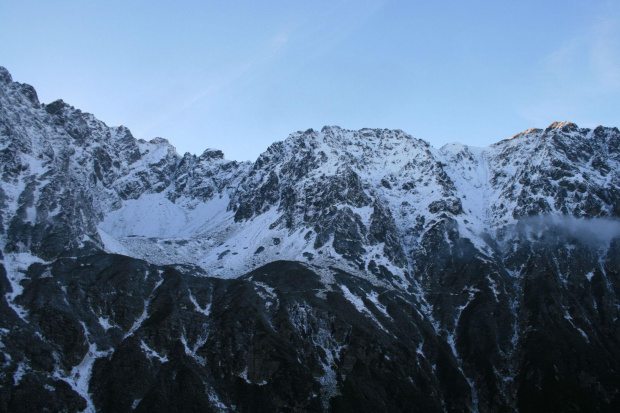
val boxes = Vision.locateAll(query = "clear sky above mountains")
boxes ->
[1,0,619,161]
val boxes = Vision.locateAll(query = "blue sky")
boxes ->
[1,1,619,161]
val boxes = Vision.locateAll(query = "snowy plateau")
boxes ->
[1,66,620,412]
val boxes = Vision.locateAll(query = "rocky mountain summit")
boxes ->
[1,67,619,412]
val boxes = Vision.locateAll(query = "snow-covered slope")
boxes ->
[93,122,620,287]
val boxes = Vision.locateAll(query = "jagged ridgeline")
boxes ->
[1,66,619,412]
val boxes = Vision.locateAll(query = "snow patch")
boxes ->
[100,193,188,238]
[55,342,111,413]
[124,277,164,339]
[366,291,391,320]
[141,340,168,363]
[2,252,48,320]
[340,285,388,332]
[98,316,113,331]
[188,292,211,316]
[97,227,133,256]
[13,362,27,386]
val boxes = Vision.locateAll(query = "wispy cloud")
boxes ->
[590,17,620,90]
[292,0,387,61]
[520,5,620,126]
[540,9,620,92]
[185,28,292,105]
[138,0,387,142]
[138,27,292,139]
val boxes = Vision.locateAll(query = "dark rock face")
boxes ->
[2,243,617,412]
[1,67,620,412]
[0,256,475,412]
[505,227,620,412]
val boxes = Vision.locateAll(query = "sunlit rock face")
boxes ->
[1,66,620,412]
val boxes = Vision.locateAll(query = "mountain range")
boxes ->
[1,66,619,412]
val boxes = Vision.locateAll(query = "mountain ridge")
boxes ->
[1,66,620,412]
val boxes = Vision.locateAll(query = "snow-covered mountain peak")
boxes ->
[146,136,173,146]
[280,125,423,152]
[198,148,225,161]
[546,120,579,133]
